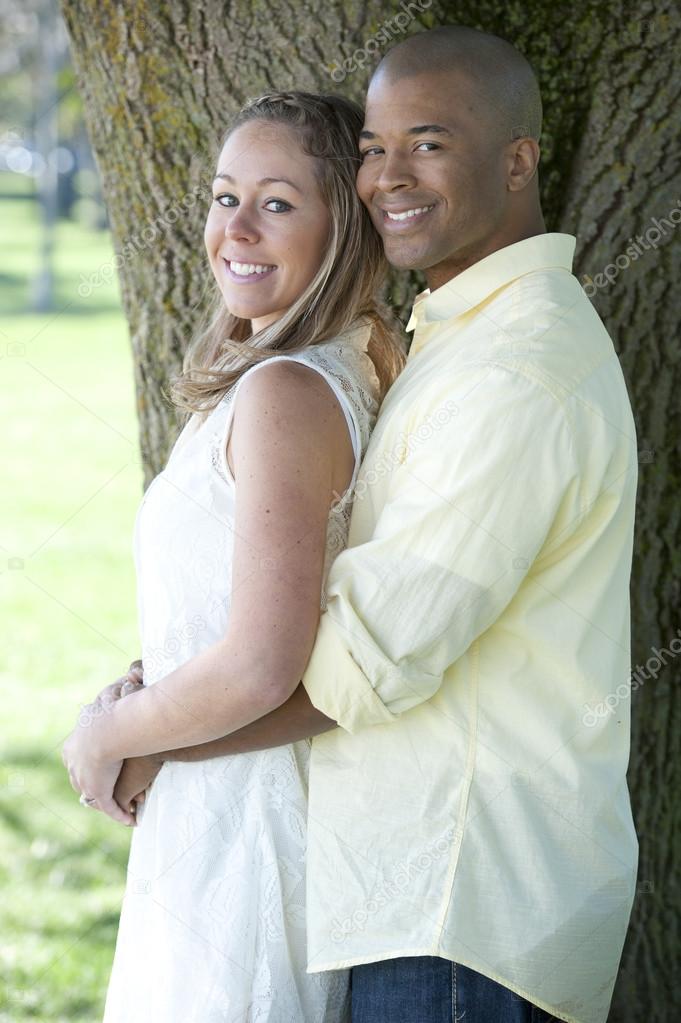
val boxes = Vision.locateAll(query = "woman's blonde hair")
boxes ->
[168,91,406,420]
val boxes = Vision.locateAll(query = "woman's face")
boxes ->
[205,121,331,332]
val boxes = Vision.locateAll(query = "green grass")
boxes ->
[0,171,142,1021]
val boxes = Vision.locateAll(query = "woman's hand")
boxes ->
[62,661,146,827]
[62,721,133,825]
[114,753,165,820]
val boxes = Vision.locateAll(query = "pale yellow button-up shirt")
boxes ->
[301,233,639,1023]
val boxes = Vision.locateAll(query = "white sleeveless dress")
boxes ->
[102,321,380,1023]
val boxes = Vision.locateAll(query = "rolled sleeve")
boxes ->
[302,612,398,732]
[303,363,579,733]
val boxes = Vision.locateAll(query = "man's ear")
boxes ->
[506,137,541,191]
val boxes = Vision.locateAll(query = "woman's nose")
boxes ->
[225,207,259,242]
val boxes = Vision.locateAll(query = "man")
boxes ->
[118,26,639,1023]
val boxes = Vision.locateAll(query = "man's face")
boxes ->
[356,69,510,290]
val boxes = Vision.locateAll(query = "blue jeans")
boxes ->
[351,955,556,1022]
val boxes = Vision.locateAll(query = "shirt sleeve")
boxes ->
[301,362,579,733]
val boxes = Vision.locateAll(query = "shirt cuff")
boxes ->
[301,612,398,733]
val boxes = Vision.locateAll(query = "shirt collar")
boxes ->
[405,233,577,344]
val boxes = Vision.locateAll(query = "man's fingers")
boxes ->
[120,679,143,697]
[95,669,143,710]
[98,682,123,706]
[93,680,125,708]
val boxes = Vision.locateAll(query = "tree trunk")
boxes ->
[59,1,681,1019]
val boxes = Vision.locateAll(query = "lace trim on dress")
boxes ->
[208,334,378,497]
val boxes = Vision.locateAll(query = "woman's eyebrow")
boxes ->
[213,172,303,194]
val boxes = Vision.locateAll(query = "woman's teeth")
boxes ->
[385,205,434,221]
[230,261,276,276]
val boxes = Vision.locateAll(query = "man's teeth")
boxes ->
[229,261,275,276]
[385,205,433,221]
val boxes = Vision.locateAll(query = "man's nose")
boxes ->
[375,152,418,193]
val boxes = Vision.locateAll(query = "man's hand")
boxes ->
[114,753,164,819]
[104,660,162,823]
[63,660,146,827]
[101,660,162,825]
[97,660,151,823]
[91,660,144,712]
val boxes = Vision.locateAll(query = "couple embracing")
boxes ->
[63,25,639,1023]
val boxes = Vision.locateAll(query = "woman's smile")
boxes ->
[222,257,278,284]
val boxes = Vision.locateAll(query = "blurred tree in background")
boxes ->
[48,1,681,1020]
[0,0,108,311]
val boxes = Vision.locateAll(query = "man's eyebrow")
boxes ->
[359,124,453,140]
[407,124,453,136]
[213,172,303,194]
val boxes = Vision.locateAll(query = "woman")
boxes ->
[62,91,405,1022]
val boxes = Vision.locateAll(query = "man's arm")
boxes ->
[161,682,337,761]
[112,684,337,815]
[301,364,581,734]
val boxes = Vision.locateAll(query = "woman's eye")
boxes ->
[264,199,292,213]
[211,194,292,212]
[359,147,382,159]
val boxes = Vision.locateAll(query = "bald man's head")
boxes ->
[356,25,546,288]
[374,26,542,144]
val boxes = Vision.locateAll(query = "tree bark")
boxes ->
[60,1,681,1019]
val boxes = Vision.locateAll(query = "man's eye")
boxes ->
[264,199,292,213]
[213,193,237,207]
[415,143,440,152]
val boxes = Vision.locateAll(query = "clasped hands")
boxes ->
[61,660,163,827]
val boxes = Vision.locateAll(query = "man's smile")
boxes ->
[379,203,436,230]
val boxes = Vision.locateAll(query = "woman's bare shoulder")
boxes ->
[228,356,355,497]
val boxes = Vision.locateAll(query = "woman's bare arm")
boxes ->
[161,682,336,760]
[112,683,337,815]
[91,359,355,761]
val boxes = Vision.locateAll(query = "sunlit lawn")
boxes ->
[0,171,142,1021]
